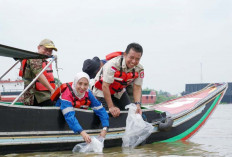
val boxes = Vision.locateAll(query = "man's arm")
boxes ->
[102,81,120,117]
[30,59,55,94]
[37,73,55,94]
[133,84,142,114]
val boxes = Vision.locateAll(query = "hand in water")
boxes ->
[99,129,107,138]
[80,131,91,143]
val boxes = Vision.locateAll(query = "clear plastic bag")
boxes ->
[122,103,154,148]
[72,136,104,153]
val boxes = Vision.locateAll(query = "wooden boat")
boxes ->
[0,44,228,154]
[0,79,23,102]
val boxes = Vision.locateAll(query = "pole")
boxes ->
[10,56,57,105]
[0,60,20,80]
[200,62,203,83]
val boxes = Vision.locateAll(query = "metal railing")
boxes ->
[10,56,57,105]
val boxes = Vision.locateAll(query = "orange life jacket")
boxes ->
[35,60,55,91]
[51,82,91,109]
[19,59,56,91]
[19,59,27,77]
[105,51,123,61]
[95,55,138,94]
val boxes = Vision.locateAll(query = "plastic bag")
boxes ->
[72,136,104,153]
[122,103,154,148]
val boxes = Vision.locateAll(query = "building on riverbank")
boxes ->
[142,90,156,104]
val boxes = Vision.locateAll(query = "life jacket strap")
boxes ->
[66,83,78,107]
[46,70,53,73]
[84,97,88,105]
[36,80,55,83]
[132,69,135,78]
[119,55,123,77]
[111,87,123,93]
[114,80,127,86]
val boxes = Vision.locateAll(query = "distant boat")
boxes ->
[0,79,23,102]
[0,44,228,154]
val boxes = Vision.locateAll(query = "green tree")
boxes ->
[155,90,177,104]
[54,78,62,87]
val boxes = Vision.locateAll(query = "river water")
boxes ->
[3,104,232,157]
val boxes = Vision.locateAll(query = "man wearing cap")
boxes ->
[92,43,144,117]
[21,39,57,106]
[82,55,135,103]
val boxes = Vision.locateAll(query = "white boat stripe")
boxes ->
[62,107,74,115]
[0,102,156,113]
[91,105,103,110]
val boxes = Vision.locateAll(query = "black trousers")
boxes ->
[33,96,56,106]
[126,84,134,103]
[96,92,131,111]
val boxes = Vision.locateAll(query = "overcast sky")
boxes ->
[0,0,232,94]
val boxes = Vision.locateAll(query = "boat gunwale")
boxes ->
[157,83,227,119]
[0,101,160,113]
[172,92,223,127]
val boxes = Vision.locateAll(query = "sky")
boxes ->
[0,0,232,95]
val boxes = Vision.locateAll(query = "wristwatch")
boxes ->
[135,102,141,106]
[103,127,109,132]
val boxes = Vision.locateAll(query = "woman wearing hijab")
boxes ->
[55,72,109,143]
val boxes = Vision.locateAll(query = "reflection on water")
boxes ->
[190,104,232,157]
[3,142,218,157]
[121,141,217,157]
[4,104,232,157]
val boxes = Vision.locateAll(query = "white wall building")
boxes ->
[0,79,24,92]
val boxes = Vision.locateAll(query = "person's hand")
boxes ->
[50,89,55,95]
[80,131,91,143]
[109,106,120,117]
[136,105,142,115]
[99,129,107,138]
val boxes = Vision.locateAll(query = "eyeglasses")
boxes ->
[41,46,53,53]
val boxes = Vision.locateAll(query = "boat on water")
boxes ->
[0,79,23,102]
[0,44,228,154]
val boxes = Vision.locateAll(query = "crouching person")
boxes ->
[54,72,109,143]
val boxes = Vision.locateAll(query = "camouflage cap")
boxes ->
[39,39,57,51]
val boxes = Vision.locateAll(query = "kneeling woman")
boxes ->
[55,72,109,143]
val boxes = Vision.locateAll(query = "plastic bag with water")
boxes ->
[122,103,154,148]
[72,136,104,153]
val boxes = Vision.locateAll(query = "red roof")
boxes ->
[0,79,23,83]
